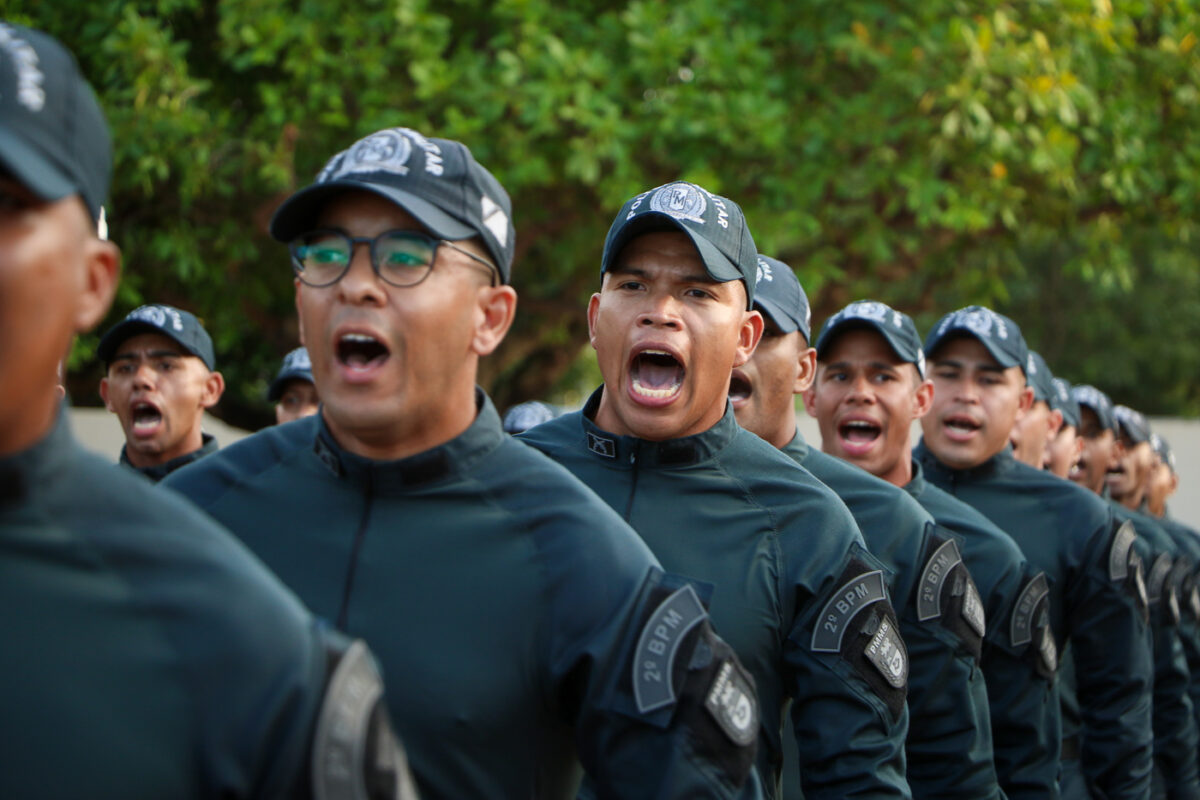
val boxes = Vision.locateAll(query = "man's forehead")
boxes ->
[930,335,1006,369]
[819,326,900,363]
[315,189,425,232]
[113,332,190,357]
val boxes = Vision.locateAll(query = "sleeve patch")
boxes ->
[1010,572,1050,647]
[865,617,908,688]
[704,659,759,746]
[632,583,707,713]
[1036,624,1058,676]
[1148,553,1173,605]
[962,578,987,639]
[917,537,963,622]
[811,569,888,653]
[1109,520,1137,580]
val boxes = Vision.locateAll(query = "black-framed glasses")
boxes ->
[288,229,498,288]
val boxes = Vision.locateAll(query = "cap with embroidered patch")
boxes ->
[98,305,215,370]
[816,300,926,379]
[1026,352,1056,404]
[1151,434,1176,474]
[268,347,314,402]
[1072,385,1115,432]
[0,23,110,223]
[270,127,515,283]
[1113,405,1151,444]
[601,181,758,309]
[924,306,1028,375]
[751,255,810,341]
[1051,377,1081,430]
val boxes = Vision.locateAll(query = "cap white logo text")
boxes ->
[0,25,45,112]
[648,182,707,225]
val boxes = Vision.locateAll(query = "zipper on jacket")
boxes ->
[337,469,376,630]
[623,450,639,521]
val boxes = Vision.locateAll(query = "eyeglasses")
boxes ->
[288,229,498,288]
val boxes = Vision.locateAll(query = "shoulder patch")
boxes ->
[962,578,986,638]
[1148,553,1173,605]
[812,570,888,652]
[917,538,964,621]
[632,584,707,713]
[1036,623,1058,675]
[1109,520,1137,580]
[1191,585,1200,622]
[1011,572,1050,648]
[704,659,759,746]
[864,616,908,688]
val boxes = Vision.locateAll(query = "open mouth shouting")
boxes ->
[941,413,982,444]
[628,346,684,407]
[335,330,390,383]
[837,415,882,457]
[728,368,752,409]
[130,400,163,438]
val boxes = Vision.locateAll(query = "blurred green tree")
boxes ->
[8,0,1198,426]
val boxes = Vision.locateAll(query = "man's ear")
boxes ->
[913,378,934,419]
[1014,384,1035,420]
[99,376,113,411]
[200,370,226,409]
[801,385,818,418]
[294,279,307,346]
[586,292,602,350]
[794,346,817,394]
[471,285,517,357]
[74,238,120,333]
[1047,408,1064,439]
[731,310,764,368]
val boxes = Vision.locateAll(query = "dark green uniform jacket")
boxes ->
[120,431,218,482]
[1109,503,1200,799]
[905,459,1058,800]
[782,433,1000,800]
[1154,512,1200,770]
[520,391,911,800]
[0,413,362,799]
[915,442,1154,800]
[166,392,761,800]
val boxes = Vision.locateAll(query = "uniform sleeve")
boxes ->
[1072,519,1155,799]
[536,511,762,799]
[900,534,1002,799]
[783,542,911,799]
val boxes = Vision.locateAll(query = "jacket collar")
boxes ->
[913,439,1015,485]
[578,386,738,469]
[120,432,218,483]
[0,406,76,506]
[311,388,505,493]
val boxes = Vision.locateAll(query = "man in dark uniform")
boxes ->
[98,303,223,480]
[1106,405,1200,799]
[0,22,414,799]
[1045,378,1083,480]
[268,346,320,424]
[1010,351,1060,469]
[915,306,1154,800]
[802,298,1057,799]
[166,130,761,799]
[1069,384,1119,495]
[520,183,910,799]
[731,262,1000,798]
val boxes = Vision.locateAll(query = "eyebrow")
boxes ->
[931,357,1005,374]
[823,360,901,372]
[609,265,715,286]
[112,350,185,362]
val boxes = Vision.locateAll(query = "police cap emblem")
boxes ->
[649,182,707,224]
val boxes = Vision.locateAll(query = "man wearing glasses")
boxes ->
[165,127,762,800]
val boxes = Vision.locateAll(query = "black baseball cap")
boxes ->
[1113,405,1151,444]
[267,347,314,402]
[0,23,110,223]
[1072,385,1115,432]
[1051,377,1082,430]
[601,181,758,309]
[270,127,516,283]
[816,300,926,378]
[752,255,811,341]
[98,304,216,370]
[1026,351,1056,404]
[1151,433,1177,475]
[924,306,1028,375]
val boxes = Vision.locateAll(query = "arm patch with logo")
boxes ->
[1108,521,1150,622]
[312,638,418,800]
[917,535,985,660]
[1148,553,1181,625]
[1009,573,1057,679]
[812,560,908,719]
[621,578,759,787]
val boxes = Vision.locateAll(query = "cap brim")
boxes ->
[268,370,314,402]
[754,295,800,334]
[819,318,918,368]
[927,328,1021,370]
[0,126,76,204]
[97,320,207,367]
[269,179,476,243]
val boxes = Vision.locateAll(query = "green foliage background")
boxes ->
[8,0,1200,427]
